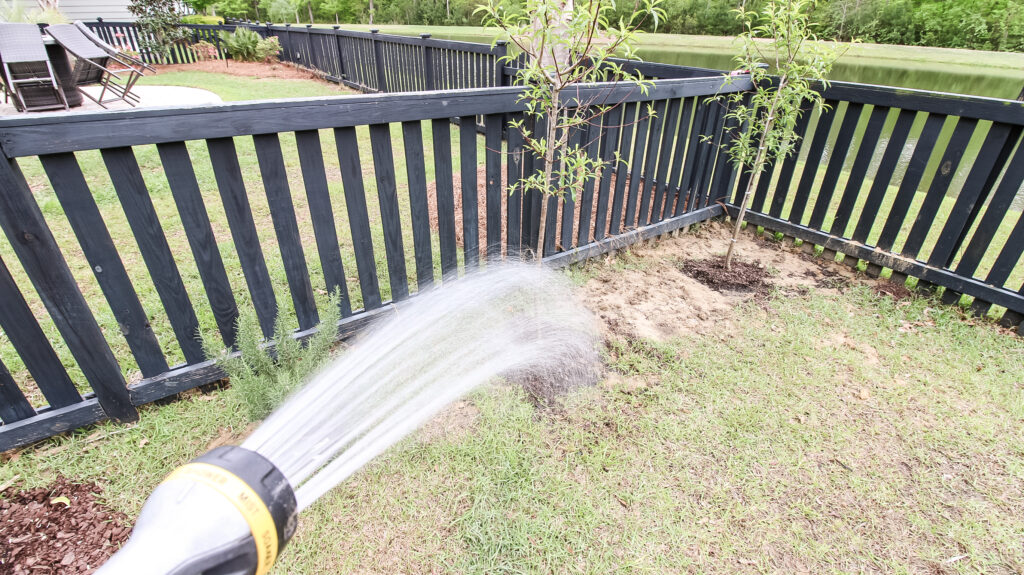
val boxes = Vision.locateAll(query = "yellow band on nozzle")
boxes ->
[164,462,279,575]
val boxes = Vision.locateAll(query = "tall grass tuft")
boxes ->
[205,292,343,421]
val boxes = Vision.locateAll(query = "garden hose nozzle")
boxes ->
[96,446,297,575]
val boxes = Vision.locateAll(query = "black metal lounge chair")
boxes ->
[0,22,69,112]
[73,21,156,75]
[45,24,142,108]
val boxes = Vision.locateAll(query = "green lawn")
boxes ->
[3,239,1022,573]
[136,69,351,101]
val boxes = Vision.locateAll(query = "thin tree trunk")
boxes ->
[308,1,314,23]
[725,97,782,269]
[536,105,559,262]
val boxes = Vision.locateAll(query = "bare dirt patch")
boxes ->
[155,60,334,82]
[1,477,130,574]
[578,221,863,341]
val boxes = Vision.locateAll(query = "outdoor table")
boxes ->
[41,35,83,108]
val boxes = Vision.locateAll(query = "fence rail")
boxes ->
[0,74,748,451]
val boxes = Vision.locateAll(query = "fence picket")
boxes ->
[334,127,382,308]
[368,123,410,301]
[252,133,320,329]
[294,130,353,315]
[431,119,459,279]
[101,147,205,364]
[206,137,279,337]
[0,255,81,409]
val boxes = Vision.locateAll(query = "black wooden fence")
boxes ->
[83,20,725,93]
[732,83,1024,330]
[85,19,513,93]
[0,75,749,451]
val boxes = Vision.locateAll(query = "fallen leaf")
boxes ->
[50,496,71,507]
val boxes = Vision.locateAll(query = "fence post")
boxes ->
[371,29,388,93]
[283,23,293,63]
[493,40,507,87]
[421,34,434,91]
[305,24,314,70]
[333,26,346,81]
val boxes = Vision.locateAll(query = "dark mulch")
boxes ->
[1,477,130,574]
[873,280,916,300]
[680,258,771,296]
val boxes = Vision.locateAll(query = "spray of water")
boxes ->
[242,263,599,510]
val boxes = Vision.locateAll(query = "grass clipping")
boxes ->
[205,294,342,421]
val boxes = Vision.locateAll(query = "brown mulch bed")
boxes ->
[154,60,336,82]
[679,257,771,296]
[1,477,130,574]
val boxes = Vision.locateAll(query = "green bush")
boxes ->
[181,14,224,24]
[206,292,343,421]
[219,27,281,62]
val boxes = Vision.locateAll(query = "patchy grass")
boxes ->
[3,251,1022,573]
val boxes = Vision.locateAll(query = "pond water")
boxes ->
[420,29,1024,211]
[636,47,1024,100]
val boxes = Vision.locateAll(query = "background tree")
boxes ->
[719,0,842,269]
[476,0,663,259]
[128,0,189,58]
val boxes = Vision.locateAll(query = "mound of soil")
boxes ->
[1,477,130,574]
[873,280,916,300]
[680,258,770,296]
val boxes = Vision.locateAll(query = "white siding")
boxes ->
[59,0,135,21]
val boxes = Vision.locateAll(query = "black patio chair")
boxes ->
[73,21,156,75]
[0,22,69,112]
[45,24,142,108]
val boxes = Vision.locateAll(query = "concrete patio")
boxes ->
[0,85,222,116]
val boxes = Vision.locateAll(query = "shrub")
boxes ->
[180,14,223,24]
[220,27,260,60]
[190,40,220,61]
[254,35,281,62]
[206,292,343,422]
[219,28,280,62]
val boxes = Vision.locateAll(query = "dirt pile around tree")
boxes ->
[578,221,862,341]
[1,477,130,574]
[680,258,771,296]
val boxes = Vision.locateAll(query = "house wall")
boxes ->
[59,0,135,21]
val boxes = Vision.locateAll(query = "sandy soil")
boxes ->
[577,220,865,341]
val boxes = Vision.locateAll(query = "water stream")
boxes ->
[242,263,600,510]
